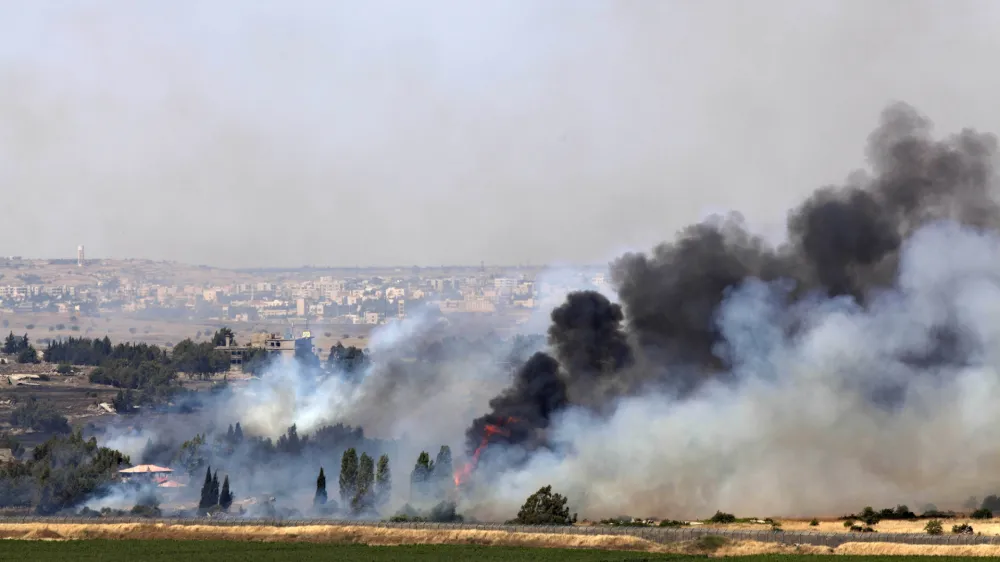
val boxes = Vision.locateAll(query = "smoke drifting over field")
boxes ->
[457,102,1000,519]
[86,103,1000,521]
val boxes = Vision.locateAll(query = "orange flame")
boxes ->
[454,417,519,487]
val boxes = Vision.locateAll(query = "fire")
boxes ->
[453,417,519,487]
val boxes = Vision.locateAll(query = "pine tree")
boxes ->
[220,475,233,510]
[234,422,244,444]
[352,452,375,513]
[210,470,220,505]
[409,451,433,502]
[226,424,235,444]
[339,448,359,504]
[433,446,453,497]
[314,467,328,505]
[198,466,213,509]
[375,454,391,509]
[2,331,15,354]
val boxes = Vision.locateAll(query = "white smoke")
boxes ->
[469,221,1000,520]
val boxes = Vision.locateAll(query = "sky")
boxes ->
[1,0,999,268]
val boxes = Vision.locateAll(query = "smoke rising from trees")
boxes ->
[459,103,1000,519]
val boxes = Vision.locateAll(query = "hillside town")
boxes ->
[0,255,608,326]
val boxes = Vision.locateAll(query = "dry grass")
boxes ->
[706,518,1000,536]
[3,523,1000,556]
[836,541,1000,556]
[0,523,664,552]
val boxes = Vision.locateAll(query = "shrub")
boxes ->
[509,485,576,525]
[55,363,72,375]
[843,519,856,528]
[809,518,819,526]
[9,397,70,433]
[16,347,39,364]
[971,508,993,520]
[849,525,863,532]
[658,519,689,528]
[953,523,974,535]
[709,511,737,524]
[925,520,944,535]
[695,535,728,552]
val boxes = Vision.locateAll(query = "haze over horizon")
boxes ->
[3,1,1000,268]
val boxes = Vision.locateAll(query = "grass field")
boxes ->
[2,541,1000,562]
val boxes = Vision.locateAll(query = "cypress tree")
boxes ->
[234,422,244,444]
[352,452,375,513]
[210,470,220,505]
[314,467,327,505]
[226,424,235,444]
[220,475,233,510]
[198,466,213,509]
[339,448,359,504]
[375,454,391,509]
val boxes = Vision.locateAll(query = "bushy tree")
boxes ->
[352,452,375,513]
[409,451,433,502]
[314,467,327,506]
[510,485,576,525]
[375,454,391,509]
[339,448,359,504]
[925,519,943,535]
[9,397,70,433]
[433,446,453,496]
[16,346,39,364]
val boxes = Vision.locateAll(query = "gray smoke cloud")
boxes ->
[455,103,1000,520]
[82,103,1000,522]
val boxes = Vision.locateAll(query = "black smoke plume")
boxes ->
[466,101,1000,463]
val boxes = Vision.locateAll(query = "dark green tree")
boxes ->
[234,422,244,444]
[510,485,576,525]
[16,346,38,364]
[409,451,433,501]
[339,448,359,504]
[212,327,235,346]
[314,467,328,505]
[198,466,213,509]
[219,475,233,510]
[2,331,15,353]
[433,445,453,496]
[352,452,375,513]
[375,454,391,509]
[210,470,220,506]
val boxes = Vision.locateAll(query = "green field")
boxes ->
[0,541,997,562]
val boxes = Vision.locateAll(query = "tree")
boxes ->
[233,422,244,444]
[410,451,434,501]
[2,331,14,354]
[213,327,235,346]
[433,446,453,496]
[16,346,39,364]
[314,467,328,505]
[339,448,359,504]
[375,454,391,509]
[925,519,943,535]
[352,452,375,513]
[510,485,576,525]
[220,475,233,510]
[198,466,214,509]
[210,470,220,506]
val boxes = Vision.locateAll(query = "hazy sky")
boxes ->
[1,0,999,268]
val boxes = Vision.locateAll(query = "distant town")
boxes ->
[0,248,608,348]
